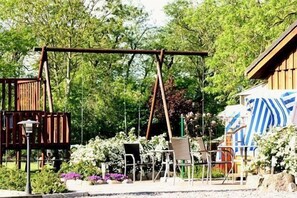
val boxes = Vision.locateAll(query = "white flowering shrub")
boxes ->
[70,128,168,170]
[248,125,297,175]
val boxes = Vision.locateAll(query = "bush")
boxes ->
[0,166,26,191]
[70,129,168,170]
[69,130,205,177]
[0,166,66,194]
[248,125,297,174]
[32,168,67,194]
[59,161,101,180]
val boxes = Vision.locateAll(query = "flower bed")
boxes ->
[69,130,168,172]
[61,172,132,185]
[61,172,82,180]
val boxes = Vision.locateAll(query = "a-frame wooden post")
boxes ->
[38,46,53,113]
[145,74,159,139]
[37,46,55,166]
[146,49,173,140]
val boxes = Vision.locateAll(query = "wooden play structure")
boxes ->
[1,46,208,168]
[0,48,71,167]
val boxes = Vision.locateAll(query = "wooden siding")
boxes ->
[0,79,41,111]
[246,23,297,79]
[268,46,297,89]
[18,80,41,110]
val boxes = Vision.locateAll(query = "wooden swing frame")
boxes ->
[34,46,208,140]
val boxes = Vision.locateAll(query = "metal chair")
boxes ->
[171,137,197,185]
[196,137,235,184]
[171,137,235,185]
[123,143,155,182]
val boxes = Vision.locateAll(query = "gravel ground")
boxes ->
[86,190,297,198]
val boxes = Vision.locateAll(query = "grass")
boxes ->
[180,165,225,179]
[2,161,53,172]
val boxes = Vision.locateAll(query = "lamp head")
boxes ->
[18,119,39,134]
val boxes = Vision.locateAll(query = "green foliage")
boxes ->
[58,161,101,180]
[163,0,297,105]
[0,165,59,194]
[182,165,224,179]
[195,166,224,179]
[248,125,297,174]
[31,168,67,194]
[0,166,26,191]
[0,0,153,141]
[2,0,296,143]
[70,130,168,171]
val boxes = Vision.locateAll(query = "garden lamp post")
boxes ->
[18,119,39,195]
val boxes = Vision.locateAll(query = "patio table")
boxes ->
[152,149,174,182]
[217,145,250,185]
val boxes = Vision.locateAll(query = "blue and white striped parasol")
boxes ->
[218,105,249,154]
[244,90,297,151]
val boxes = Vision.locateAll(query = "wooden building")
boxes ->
[246,20,297,88]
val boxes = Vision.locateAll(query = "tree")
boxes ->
[147,77,193,137]
[161,0,297,105]
[0,21,35,77]
[0,0,155,141]
[3,0,294,142]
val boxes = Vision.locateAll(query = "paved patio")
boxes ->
[78,179,253,196]
[0,178,254,197]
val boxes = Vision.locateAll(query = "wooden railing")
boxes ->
[0,111,70,150]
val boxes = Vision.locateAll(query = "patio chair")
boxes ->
[171,137,235,185]
[196,137,235,184]
[123,143,155,182]
[171,137,198,185]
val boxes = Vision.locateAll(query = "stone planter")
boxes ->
[122,179,133,184]
[82,180,91,186]
[107,179,122,184]
[97,179,107,185]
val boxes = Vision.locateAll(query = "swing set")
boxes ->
[0,46,207,167]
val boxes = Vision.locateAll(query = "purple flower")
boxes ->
[87,175,102,182]
[60,172,82,180]
[104,173,128,182]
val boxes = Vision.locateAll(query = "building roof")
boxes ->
[245,20,297,79]
[236,83,268,96]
